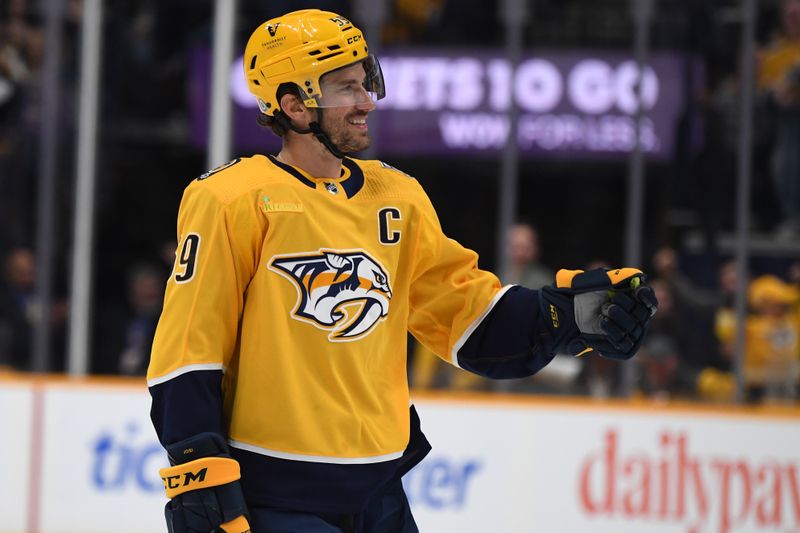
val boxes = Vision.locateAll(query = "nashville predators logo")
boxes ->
[269,250,392,341]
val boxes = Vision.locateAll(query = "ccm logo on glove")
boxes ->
[162,467,207,490]
[549,304,560,328]
[159,456,241,499]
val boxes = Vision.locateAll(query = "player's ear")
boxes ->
[280,92,313,128]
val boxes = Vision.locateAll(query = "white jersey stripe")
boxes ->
[146,363,225,387]
[229,439,404,464]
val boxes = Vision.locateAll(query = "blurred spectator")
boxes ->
[705,68,750,232]
[0,9,35,250]
[503,221,554,290]
[633,279,684,401]
[382,0,444,44]
[0,246,35,368]
[93,263,165,375]
[633,279,714,402]
[572,354,623,399]
[0,2,78,258]
[652,246,720,311]
[713,262,738,327]
[747,275,799,402]
[652,246,727,368]
[790,261,800,286]
[759,0,800,240]
[0,245,70,371]
[719,258,741,305]
[791,263,800,357]
[635,338,680,402]
[713,259,741,362]
[716,274,799,403]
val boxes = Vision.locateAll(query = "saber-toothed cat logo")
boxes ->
[269,250,392,341]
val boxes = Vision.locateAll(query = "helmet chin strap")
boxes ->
[276,108,348,160]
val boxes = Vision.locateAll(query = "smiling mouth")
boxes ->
[348,116,368,130]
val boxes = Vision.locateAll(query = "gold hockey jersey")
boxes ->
[147,155,505,464]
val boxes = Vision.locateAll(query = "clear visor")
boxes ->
[314,55,386,108]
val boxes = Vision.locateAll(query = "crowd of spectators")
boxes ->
[0,0,798,405]
[410,221,800,404]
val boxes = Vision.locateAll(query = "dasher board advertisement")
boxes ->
[2,378,798,533]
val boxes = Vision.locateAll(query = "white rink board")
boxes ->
[404,402,542,533]
[37,385,167,533]
[410,400,800,533]
[0,385,33,532]
[1,378,799,533]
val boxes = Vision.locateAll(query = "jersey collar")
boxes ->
[268,155,364,199]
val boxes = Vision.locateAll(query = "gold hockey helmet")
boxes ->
[244,9,385,116]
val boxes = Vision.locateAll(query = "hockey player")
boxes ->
[147,9,658,533]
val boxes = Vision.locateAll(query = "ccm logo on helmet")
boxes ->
[347,34,362,45]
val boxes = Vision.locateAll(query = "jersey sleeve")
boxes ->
[407,187,557,378]
[147,184,261,444]
[406,189,505,365]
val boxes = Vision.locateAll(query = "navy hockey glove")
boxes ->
[160,433,251,533]
[539,267,658,360]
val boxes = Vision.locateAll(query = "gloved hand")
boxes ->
[539,267,658,360]
[160,433,251,533]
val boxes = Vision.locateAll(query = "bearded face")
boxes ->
[316,62,377,154]
[319,106,372,153]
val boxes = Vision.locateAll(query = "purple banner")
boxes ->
[190,48,700,160]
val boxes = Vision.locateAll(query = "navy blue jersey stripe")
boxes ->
[149,369,226,447]
[341,158,365,198]
[234,405,429,513]
[268,154,316,188]
[457,286,556,378]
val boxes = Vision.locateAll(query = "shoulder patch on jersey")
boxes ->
[196,158,242,181]
[260,194,304,214]
[378,161,414,179]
